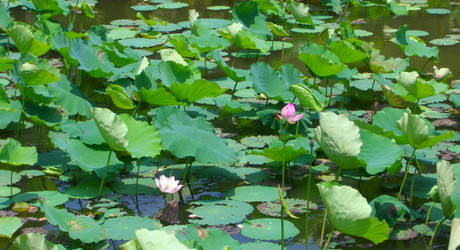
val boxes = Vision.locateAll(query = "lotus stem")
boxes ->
[422,201,435,237]
[397,149,416,200]
[320,209,328,247]
[305,142,314,250]
[370,79,377,122]
[323,232,333,250]
[97,151,112,198]
[231,81,239,99]
[10,169,13,197]
[280,142,286,249]
[409,166,417,207]
[429,217,447,249]
[419,58,430,76]
[135,159,141,197]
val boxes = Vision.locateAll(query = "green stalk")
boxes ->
[97,151,112,198]
[305,142,314,250]
[422,201,435,236]
[409,166,417,207]
[429,217,447,248]
[323,232,333,250]
[280,142,286,249]
[10,169,13,197]
[135,159,141,197]
[397,149,416,200]
[231,81,238,99]
[320,209,328,247]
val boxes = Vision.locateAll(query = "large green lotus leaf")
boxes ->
[106,84,135,110]
[138,87,178,106]
[188,199,253,225]
[232,1,271,38]
[0,138,37,166]
[299,43,345,77]
[437,160,456,218]
[48,76,92,117]
[153,106,213,131]
[317,182,390,244]
[249,62,293,100]
[393,25,438,59]
[373,107,406,139]
[0,5,10,29]
[314,112,364,169]
[6,22,50,57]
[157,61,196,87]
[256,139,307,163]
[12,232,65,250]
[328,40,367,64]
[358,129,403,175]
[0,57,15,72]
[208,50,246,82]
[397,113,452,149]
[65,178,111,199]
[118,114,161,159]
[60,119,104,145]
[0,187,20,197]
[241,218,299,241]
[396,72,435,100]
[266,22,288,37]
[168,34,201,59]
[0,86,11,111]
[228,23,270,53]
[0,100,21,129]
[229,185,280,202]
[41,204,105,243]
[189,31,231,53]
[369,195,416,227]
[103,216,161,241]
[69,38,116,78]
[0,197,12,209]
[23,102,63,127]
[0,170,21,186]
[370,50,409,73]
[290,84,323,111]
[13,191,69,207]
[215,94,252,113]
[156,108,235,164]
[31,0,68,15]
[0,216,23,238]
[160,48,187,66]
[120,229,190,250]
[90,107,128,152]
[180,225,240,250]
[50,132,123,173]
[170,79,226,103]
[18,60,60,86]
[107,27,137,40]
[287,1,313,24]
[257,198,316,217]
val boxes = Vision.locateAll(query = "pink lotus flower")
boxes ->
[278,103,304,124]
[155,175,183,194]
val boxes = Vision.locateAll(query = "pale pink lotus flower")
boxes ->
[278,103,304,124]
[155,175,183,194]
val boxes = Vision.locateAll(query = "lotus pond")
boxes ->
[0,0,459,249]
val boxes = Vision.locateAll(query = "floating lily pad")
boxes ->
[130,4,158,11]
[0,170,21,186]
[13,191,69,207]
[107,27,138,40]
[426,8,451,14]
[0,186,20,197]
[158,2,188,9]
[0,216,23,238]
[103,216,162,240]
[257,198,317,217]
[430,38,459,46]
[207,5,230,11]
[240,135,278,148]
[188,199,253,225]
[119,38,165,48]
[407,30,429,37]
[390,226,418,240]
[355,29,373,37]
[0,197,12,209]
[111,177,161,195]
[241,218,299,241]
[65,179,111,199]
[229,185,281,202]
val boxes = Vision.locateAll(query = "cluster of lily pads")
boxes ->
[0,0,459,249]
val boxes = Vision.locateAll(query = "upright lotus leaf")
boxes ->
[89,108,128,152]
[106,84,135,110]
[12,233,66,250]
[387,1,408,16]
[290,84,324,112]
[160,48,187,66]
[0,5,10,29]
[208,50,246,82]
[81,2,95,18]
[6,22,51,57]
[287,1,313,25]
[157,61,196,87]
[154,107,235,164]
[370,195,416,226]
[168,34,201,59]
[397,112,452,149]
[255,139,307,163]
[266,22,288,37]
[0,57,15,72]
[0,216,23,238]
[249,62,293,100]
[41,204,105,243]
[0,86,11,111]
[138,87,178,106]
[317,182,390,244]
[118,114,161,159]
[48,76,93,117]
[0,138,37,166]
[69,38,116,78]
[120,229,190,250]
[0,101,21,129]
[227,23,270,53]
[358,129,403,175]
[314,112,364,170]
[393,25,438,59]
[18,59,60,86]
[232,0,271,38]
[299,43,345,77]
[394,71,435,101]
[436,160,456,218]
[169,79,226,103]
[328,40,368,64]
[31,0,68,16]
[370,49,409,73]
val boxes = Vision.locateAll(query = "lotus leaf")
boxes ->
[436,161,457,218]
[60,119,104,145]
[370,195,416,226]
[111,177,161,195]
[65,178,111,198]
[103,216,162,240]
[249,62,293,101]
[0,138,37,166]
[106,84,135,110]
[179,225,240,249]
[317,182,390,244]
[299,43,345,77]
[18,60,60,86]
[257,198,317,217]
[118,114,161,159]
[170,79,226,103]
[241,218,299,240]
[290,84,324,111]
[188,199,253,225]
[12,233,65,250]
[13,191,69,207]
[229,185,281,202]
[90,107,128,152]
[0,216,23,238]
[328,40,368,64]
[120,229,190,250]
[48,76,92,117]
